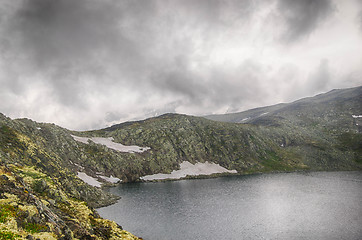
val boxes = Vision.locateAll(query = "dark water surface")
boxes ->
[97,172,362,240]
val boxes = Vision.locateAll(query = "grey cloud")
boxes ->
[150,58,273,114]
[305,59,331,95]
[2,0,153,107]
[1,0,258,97]
[278,0,335,42]
[313,59,330,90]
[358,0,362,31]
[140,101,181,119]
[105,111,129,123]
[164,0,257,27]
[0,0,359,130]
[278,60,332,101]
[208,60,273,110]
[10,0,128,68]
[150,55,208,104]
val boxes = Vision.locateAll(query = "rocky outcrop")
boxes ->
[0,165,140,240]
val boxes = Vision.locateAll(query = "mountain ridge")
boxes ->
[204,86,362,126]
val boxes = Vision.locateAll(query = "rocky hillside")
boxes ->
[72,86,361,181]
[0,116,140,239]
[0,86,361,239]
[205,86,362,130]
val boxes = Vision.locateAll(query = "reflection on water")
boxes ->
[98,172,362,240]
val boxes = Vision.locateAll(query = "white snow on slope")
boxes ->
[98,175,121,183]
[71,135,150,153]
[77,172,102,188]
[140,161,237,181]
[352,115,362,118]
[71,135,89,144]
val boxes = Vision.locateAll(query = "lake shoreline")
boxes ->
[105,168,362,185]
[98,169,362,208]
[97,171,362,240]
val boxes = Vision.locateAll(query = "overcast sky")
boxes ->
[0,0,361,130]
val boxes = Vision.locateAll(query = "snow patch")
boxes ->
[98,175,121,183]
[352,115,362,118]
[240,117,250,122]
[260,112,269,116]
[71,135,150,153]
[77,172,102,188]
[71,135,89,144]
[36,127,41,130]
[73,162,84,170]
[140,161,237,181]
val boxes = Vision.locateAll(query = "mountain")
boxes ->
[205,86,362,128]
[0,86,361,239]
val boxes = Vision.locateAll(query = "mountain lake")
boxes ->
[97,171,362,240]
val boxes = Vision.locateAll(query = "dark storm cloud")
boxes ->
[2,0,157,107]
[11,0,131,67]
[6,0,256,71]
[277,0,335,42]
[1,0,263,124]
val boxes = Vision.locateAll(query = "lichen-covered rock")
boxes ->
[0,165,140,240]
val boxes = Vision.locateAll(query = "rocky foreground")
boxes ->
[0,164,140,240]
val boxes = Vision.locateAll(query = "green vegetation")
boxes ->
[0,230,19,240]
[0,165,140,239]
[337,132,362,163]
[0,204,16,223]
[260,150,292,172]
[22,223,47,234]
